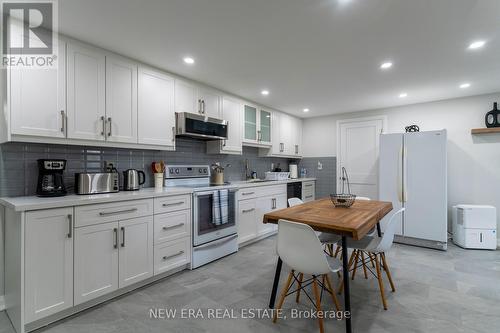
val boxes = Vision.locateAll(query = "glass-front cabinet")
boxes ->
[243,104,272,146]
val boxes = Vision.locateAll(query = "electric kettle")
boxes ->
[123,169,146,191]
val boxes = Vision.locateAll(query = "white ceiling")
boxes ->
[59,0,500,118]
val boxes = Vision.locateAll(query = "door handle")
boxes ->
[113,228,118,249]
[163,250,184,261]
[107,117,112,137]
[67,214,72,238]
[100,116,106,137]
[120,227,125,247]
[60,110,65,133]
[163,223,184,231]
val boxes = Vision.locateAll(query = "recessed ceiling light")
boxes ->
[261,90,269,96]
[399,93,408,98]
[459,83,471,89]
[468,40,486,50]
[183,57,195,64]
[303,108,310,112]
[380,62,393,70]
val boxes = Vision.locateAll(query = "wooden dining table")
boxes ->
[263,198,393,333]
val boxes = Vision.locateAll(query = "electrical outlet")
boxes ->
[317,161,323,170]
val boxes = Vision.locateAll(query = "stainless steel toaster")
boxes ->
[74,172,120,195]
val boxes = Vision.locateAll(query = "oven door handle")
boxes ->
[193,234,238,251]
[193,188,238,197]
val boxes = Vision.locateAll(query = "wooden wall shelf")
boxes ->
[471,128,500,135]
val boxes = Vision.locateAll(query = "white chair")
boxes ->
[274,219,342,333]
[340,208,405,310]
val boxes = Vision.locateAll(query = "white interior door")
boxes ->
[338,117,385,199]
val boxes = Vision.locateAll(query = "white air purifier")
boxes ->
[452,205,497,250]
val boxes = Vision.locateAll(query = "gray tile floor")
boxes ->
[1,237,500,333]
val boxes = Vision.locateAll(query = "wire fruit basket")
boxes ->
[330,167,356,208]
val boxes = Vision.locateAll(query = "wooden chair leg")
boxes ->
[338,249,357,294]
[360,251,368,279]
[374,254,388,310]
[312,277,325,333]
[381,253,396,292]
[324,274,341,311]
[351,250,360,280]
[273,271,295,323]
[295,273,304,303]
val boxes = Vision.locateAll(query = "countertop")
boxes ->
[0,178,316,212]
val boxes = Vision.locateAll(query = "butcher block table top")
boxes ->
[263,198,393,240]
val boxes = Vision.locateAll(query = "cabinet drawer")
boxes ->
[237,184,287,201]
[238,188,258,200]
[154,237,190,275]
[154,210,191,244]
[75,199,153,227]
[154,195,191,214]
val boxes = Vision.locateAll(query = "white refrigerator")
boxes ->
[379,130,448,250]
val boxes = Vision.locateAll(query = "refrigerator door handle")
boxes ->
[397,145,403,203]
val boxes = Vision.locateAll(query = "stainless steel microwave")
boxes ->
[175,112,228,140]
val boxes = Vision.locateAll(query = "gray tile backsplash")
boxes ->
[298,157,337,199]
[0,138,298,197]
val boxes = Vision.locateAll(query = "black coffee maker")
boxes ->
[37,159,67,197]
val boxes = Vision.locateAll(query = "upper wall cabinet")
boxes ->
[243,104,272,147]
[66,42,106,141]
[197,87,222,119]
[174,79,197,114]
[10,41,66,138]
[138,66,176,149]
[207,96,243,155]
[105,55,138,144]
[260,111,302,158]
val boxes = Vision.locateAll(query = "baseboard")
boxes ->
[0,295,5,311]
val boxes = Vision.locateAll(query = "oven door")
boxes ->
[193,189,237,246]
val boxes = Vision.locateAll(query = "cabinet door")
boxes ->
[292,116,302,156]
[237,199,258,244]
[175,79,197,114]
[138,66,175,147]
[259,109,272,145]
[244,105,257,142]
[221,96,243,153]
[198,87,221,118]
[118,216,154,288]
[66,42,106,141]
[271,111,283,155]
[74,222,119,305]
[25,208,73,322]
[256,196,274,235]
[10,42,66,138]
[105,55,138,143]
[279,113,293,156]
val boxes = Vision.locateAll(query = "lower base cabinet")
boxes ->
[154,237,190,275]
[74,216,153,305]
[25,208,74,323]
[238,199,258,244]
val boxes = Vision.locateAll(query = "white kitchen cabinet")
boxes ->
[197,86,221,118]
[25,208,73,323]
[292,116,303,156]
[118,216,154,288]
[243,104,272,147]
[174,79,198,114]
[256,193,286,236]
[10,41,67,138]
[207,96,243,155]
[138,66,176,148]
[66,42,106,141]
[74,222,119,305]
[105,55,138,144]
[261,111,302,158]
[237,199,258,244]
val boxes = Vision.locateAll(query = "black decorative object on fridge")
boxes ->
[405,125,420,132]
[485,102,500,128]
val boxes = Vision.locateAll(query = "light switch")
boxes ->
[317,161,323,170]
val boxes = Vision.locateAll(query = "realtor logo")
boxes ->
[1,0,58,68]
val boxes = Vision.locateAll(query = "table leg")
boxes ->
[269,256,283,309]
[341,236,352,333]
[376,223,382,237]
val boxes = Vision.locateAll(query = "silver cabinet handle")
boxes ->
[280,143,284,152]
[107,117,112,137]
[162,201,184,207]
[67,214,72,238]
[162,223,184,231]
[223,139,226,147]
[99,208,138,216]
[242,192,255,196]
[60,110,65,133]
[272,198,277,209]
[100,116,106,137]
[257,130,261,141]
[163,250,184,261]
[198,99,202,114]
[295,145,299,154]
[201,100,206,114]
[113,228,118,249]
[120,227,125,247]
[305,184,313,187]
[305,195,313,199]
[172,126,175,142]
[242,208,255,213]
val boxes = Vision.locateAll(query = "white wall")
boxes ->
[303,92,500,244]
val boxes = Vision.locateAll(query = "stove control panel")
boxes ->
[165,165,210,179]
